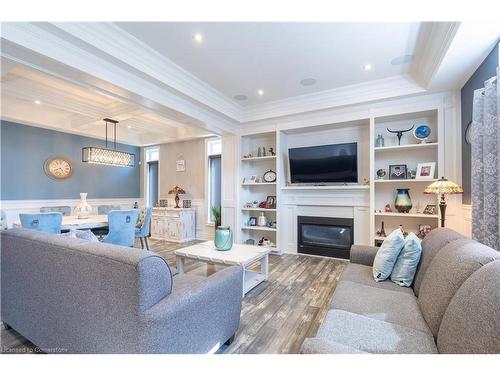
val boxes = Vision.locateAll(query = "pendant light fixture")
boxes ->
[82,118,135,167]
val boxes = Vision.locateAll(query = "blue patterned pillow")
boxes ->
[391,232,422,287]
[61,229,98,242]
[373,229,405,282]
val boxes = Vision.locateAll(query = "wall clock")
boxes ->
[44,157,74,180]
[263,169,277,183]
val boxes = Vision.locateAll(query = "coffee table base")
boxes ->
[175,251,269,297]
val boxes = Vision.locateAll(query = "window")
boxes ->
[207,139,222,223]
[145,148,159,207]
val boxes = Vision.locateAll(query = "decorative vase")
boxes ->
[375,134,385,148]
[394,188,412,213]
[214,226,233,251]
[74,193,92,219]
[257,212,267,227]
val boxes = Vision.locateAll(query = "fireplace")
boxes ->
[297,216,354,259]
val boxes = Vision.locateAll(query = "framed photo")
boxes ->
[176,160,185,172]
[416,162,436,180]
[423,204,437,215]
[265,195,276,209]
[242,175,257,184]
[389,164,407,180]
[247,216,257,226]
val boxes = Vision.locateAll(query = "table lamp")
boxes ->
[424,177,463,227]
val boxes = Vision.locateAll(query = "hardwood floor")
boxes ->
[0,238,347,354]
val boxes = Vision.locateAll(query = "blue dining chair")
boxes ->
[40,206,71,216]
[19,212,62,234]
[135,207,153,250]
[97,205,121,215]
[102,210,140,247]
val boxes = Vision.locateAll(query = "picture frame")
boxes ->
[389,164,407,180]
[265,195,276,209]
[247,216,257,226]
[423,204,437,215]
[416,162,436,180]
[176,159,185,172]
[418,224,432,239]
[242,175,257,184]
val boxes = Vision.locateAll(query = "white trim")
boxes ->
[411,22,461,87]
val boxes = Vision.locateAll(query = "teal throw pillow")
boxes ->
[391,232,422,287]
[372,229,405,282]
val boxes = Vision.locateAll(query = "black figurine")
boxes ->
[268,147,276,156]
[387,125,414,146]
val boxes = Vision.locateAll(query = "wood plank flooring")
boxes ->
[1,238,347,354]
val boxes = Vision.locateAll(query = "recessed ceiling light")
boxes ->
[34,100,41,105]
[391,54,414,66]
[193,33,203,43]
[300,78,317,86]
[234,94,248,101]
[257,90,264,96]
[363,64,372,71]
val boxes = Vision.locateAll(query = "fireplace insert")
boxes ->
[297,216,353,259]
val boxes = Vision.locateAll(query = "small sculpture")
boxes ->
[257,147,262,157]
[387,125,414,146]
[262,147,267,157]
[376,221,387,237]
[384,204,392,212]
[269,147,276,156]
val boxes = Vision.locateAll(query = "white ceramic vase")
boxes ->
[74,193,92,219]
[257,212,267,227]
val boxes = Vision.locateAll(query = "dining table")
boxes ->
[14,215,108,231]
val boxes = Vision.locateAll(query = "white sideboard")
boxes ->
[151,207,196,243]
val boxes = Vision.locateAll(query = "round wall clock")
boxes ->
[44,157,74,180]
[263,169,277,183]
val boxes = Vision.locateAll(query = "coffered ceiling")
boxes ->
[0,65,213,146]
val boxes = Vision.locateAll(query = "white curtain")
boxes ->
[471,67,500,250]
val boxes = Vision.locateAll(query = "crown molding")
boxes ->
[410,22,460,88]
[241,75,426,122]
[2,22,463,131]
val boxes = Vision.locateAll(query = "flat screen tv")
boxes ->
[288,142,358,184]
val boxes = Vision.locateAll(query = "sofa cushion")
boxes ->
[391,232,422,287]
[418,240,500,337]
[437,261,500,354]
[372,229,405,281]
[316,309,437,354]
[300,338,367,354]
[340,263,414,295]
[413,228,466,296]
[330,280,430,334]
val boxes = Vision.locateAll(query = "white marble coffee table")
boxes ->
[174,241,271,296]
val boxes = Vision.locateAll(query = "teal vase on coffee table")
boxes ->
[214,226,233,251]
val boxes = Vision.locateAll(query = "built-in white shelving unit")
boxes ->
[371,109,442,245]
[238,131,280,253]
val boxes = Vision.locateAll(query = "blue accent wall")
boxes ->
[461,42,499,204]
[1,121,141,200]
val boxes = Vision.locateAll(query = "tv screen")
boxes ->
[288,142,358,184]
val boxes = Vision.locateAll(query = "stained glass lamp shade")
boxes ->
[424,177,463,227]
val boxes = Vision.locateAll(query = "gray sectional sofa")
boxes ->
[301,228,500,354]
[1,228,243,353]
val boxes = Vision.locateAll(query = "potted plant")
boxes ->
[212,206,221,229]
